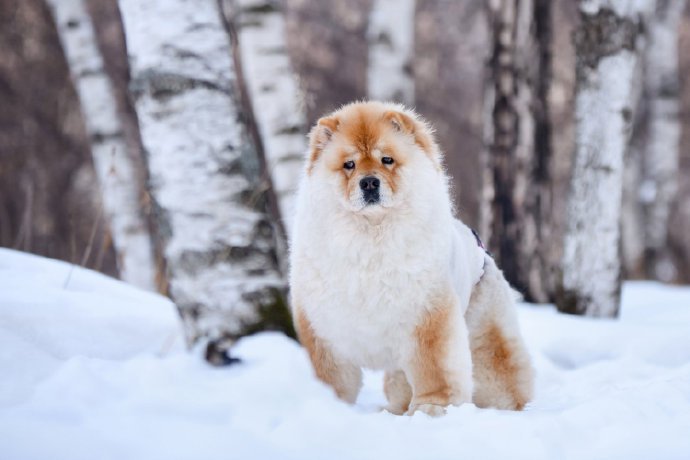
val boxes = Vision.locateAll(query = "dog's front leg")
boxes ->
[294,306,362,404]
[405,295,473,416]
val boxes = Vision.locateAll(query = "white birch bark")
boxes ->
[119,0,285,343]
[47,0,156,290]
[559,0,653,317]
[225,0,307,236]
[640,0,686,281]
[367,0,416,104]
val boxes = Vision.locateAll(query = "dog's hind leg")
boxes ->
[465,257,534,410]
[384,370,412,415]
[294,306,362,404]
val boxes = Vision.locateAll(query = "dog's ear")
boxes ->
[383,110,416,135]
[383,110,439,164]
[308,116,339,171]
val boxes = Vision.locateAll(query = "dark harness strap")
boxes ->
[471,228,492,257]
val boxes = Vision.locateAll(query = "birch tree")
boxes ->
[558,1,652,317]
[118,0,286,344]
[622,0,686,281]
[668,5,690,283]
[47,0,156,290]
[224,0,307,236]
[639,0,687,281]
[483,0,552,303]
[367,0,416,104]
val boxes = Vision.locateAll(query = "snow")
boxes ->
[2,248,690,459]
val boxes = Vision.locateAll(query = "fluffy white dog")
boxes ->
[289,101,534,416]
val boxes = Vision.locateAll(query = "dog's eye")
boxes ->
[382,157,394,165]
[343,160,355,170]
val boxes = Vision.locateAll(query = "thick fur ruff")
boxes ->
[289,101,534,415]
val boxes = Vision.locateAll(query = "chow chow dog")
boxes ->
[289,101,534,416]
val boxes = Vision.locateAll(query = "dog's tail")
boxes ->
[481,253,524,303]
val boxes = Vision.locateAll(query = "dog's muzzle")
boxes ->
[360,176,380,204]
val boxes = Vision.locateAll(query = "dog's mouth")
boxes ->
[362,191,380,205]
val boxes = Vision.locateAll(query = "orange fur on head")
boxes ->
[382,109,436,162]
[305,102,443,210]
[306,102,440,176]
[308,116,340,168]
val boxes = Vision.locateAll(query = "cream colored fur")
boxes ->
[289,101,534,415]
[465,257,534,410]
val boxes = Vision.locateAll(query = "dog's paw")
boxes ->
[384,404,408,416]
[406,403,447,417]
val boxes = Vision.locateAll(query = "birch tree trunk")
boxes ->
[367,0,416,104]
[558,1,651,317]
[668,5,690,283]
[119,0,286,344]
[640,0,686,281]
[47,0,156,290]
[483,0,552,303]
[224,0,307,236]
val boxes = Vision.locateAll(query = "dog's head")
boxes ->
[306,101,443,215]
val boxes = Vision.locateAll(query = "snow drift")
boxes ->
[1,248,689,459]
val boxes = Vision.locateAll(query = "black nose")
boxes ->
[359,176,380,191]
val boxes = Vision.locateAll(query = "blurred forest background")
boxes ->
[1,0,689,349]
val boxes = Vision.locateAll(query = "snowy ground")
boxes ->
[1,248,689,460]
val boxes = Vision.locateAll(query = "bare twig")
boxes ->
[63,198,104,289]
